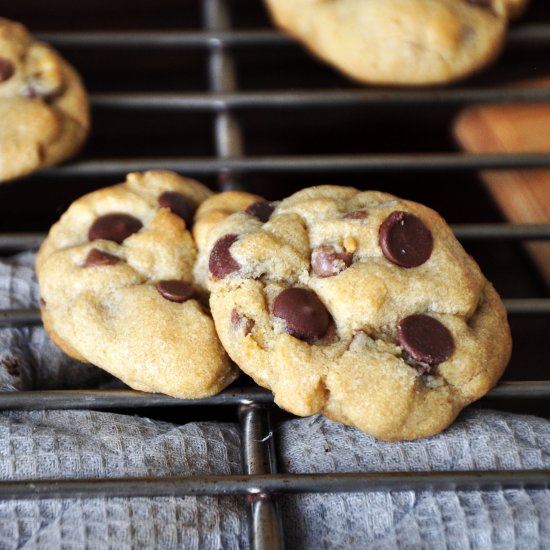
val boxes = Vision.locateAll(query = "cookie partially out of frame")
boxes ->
[37,171,238,398]
[0,18,89,182]
[201,186,511,441]
[264,0,528,86]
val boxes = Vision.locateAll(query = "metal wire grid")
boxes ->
[1,1,550,549]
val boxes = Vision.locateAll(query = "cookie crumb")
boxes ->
[343,237,358,254]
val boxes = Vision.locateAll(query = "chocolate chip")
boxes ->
[397,314,454,367]
[209,234,240,279]
[379,211,433,268]
[273,288,330,342]
[231,309,240,326]
[343,210,369,220]
[156,280,194,303]
[84,248,121,267]
[245,201,275,223]
[311,245,353,277]
[158,191,197,226]
[88,214,143,244]
[231,308,255,335]
[0,59,14,83]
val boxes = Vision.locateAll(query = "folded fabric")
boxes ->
[277,410,550,550]
[0,409,549,549]
[0,411,247,549]
[0,253,108,391]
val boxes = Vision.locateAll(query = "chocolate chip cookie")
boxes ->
[192,190,271,289]
[203,186,511,440]
[0,18,89,182]
[265,0,528,85]
[37,171,238,398]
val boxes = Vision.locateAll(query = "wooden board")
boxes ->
[454,79,550,287]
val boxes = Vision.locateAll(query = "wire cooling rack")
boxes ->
[2,1,550,548]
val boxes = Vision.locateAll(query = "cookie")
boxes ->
[264,0,528,86]
[506,0,529,19]
[0,18,89,182]
[192,191,271,289]
[202,185,511,440]
[36,171,238,398]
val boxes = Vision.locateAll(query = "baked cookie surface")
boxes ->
[193,190,269,290]
[0,18,89,182]
[265,0,527,85]
[37,171,237,398]
[203,186,511,440]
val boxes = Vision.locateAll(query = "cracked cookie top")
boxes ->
[36,171,237,398]
[192,190,267,290]
[201,185,511,440]
[0,18,89,182]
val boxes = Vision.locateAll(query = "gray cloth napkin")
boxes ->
[0,409,549,549]
[0,411,247,549]
[0,253,109,391]
[278,411,550,550]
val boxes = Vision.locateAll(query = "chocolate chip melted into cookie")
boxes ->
[84,248,121,267]
[379,211,433,268]
[343,210,369,220]
[273,287,330,342]
[245,201,275,223]
[209,234,241,279]
[156,280,194,303]
[0,59,14,82]
[158,191,196,227]
[22,81,60,101]
[88,214,143,244]
[397,314,454,368]
[231,308,255,335]
[311,245,353,277]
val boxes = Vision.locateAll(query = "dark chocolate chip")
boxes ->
[311,245,353,277]
[83,248,121,267]
[273,288,330,342]
[231,308,255,335]
[379,211,433,268]
[0,59,14,83]
[231,309,241,327]
[156,280,194,303]
[245,201,275,223]
[209,234,240,279]
[343,210,369,220]
[397,314,454,366]
[158,191,196,226]
[88,214,143,244]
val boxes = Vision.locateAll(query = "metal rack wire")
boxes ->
[1,1,550,549]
